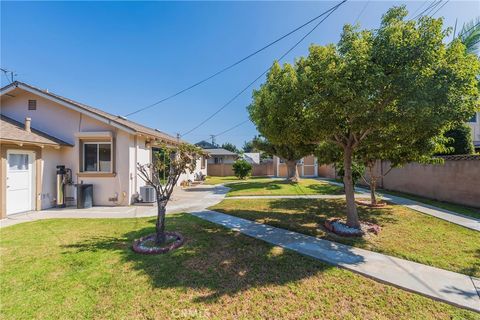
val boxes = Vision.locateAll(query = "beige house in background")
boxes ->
[467,112,480,152]
[0,81,206,218]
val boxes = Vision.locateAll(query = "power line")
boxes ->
[410,0,442,21]
[124,6,348,117]
[354,0,370,25]
[430,0,449,17]
[180,0,347,138]
[409,1,428,18]
[214,119,250,138]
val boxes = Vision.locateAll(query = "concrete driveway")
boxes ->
[0,184,229,228]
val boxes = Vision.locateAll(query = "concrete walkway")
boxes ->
[192,210,480,312]
[0,185,229,228]
[317,178,480,232]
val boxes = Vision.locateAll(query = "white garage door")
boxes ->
[6,150,35,215]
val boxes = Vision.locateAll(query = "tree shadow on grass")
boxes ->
[61,213,365,304]
[213,198,400,248]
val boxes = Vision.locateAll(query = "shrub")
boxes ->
[232,159,253,179]
[336,161,365,186]
[442,124,475,155]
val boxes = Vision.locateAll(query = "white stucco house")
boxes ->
[0,81,207,218]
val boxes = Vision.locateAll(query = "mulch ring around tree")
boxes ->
[324,218,381,237]
[355,200,388,208]
[132,231,185,254]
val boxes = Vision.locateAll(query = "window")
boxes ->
[8,154,28,170]
[201,156,206,169]
[28,100,37,110]
[83,142,112,172]
[214,157,223,164]
[468,113,477,123]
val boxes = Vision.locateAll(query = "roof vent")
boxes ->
[25,117,31,132]
[117,115,128,120]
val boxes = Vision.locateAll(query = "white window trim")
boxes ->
[83,141,113,173]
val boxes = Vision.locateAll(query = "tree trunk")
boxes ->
[286,160,300,182]
[155,199,167,244]
[343,147,360,229]
[369,166,377,205]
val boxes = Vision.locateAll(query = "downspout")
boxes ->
[134,135,138,197]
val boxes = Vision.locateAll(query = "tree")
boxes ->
[442,124,475,155]
[232,159,253,179]
[221,142,239,154]
[249,62,317,182]
[458,17,480,55]
[137,143,206,244]
[253,137,316,182]
[301,7,479,228]
[242,139,257,153]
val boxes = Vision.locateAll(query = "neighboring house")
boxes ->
[273,155,318,178]
[467,112,480,152]
[195,140,217,149]
[0,81,206,218]
[204,148,238,164]
[242,152,260,164]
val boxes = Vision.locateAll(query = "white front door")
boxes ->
[6,150,35,215]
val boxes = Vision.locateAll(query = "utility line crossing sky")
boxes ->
[1,1,478,147]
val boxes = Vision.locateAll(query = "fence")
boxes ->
[208,162,274,177]
[318,156,480,208]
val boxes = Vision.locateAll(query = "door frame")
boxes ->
[6,149,36,215]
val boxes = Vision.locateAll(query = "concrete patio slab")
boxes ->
[192,210,480,312]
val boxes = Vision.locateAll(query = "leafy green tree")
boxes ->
[302,7,479,228]
[442,124,475,155]
[242,139,257,153]
[232,159,253,179]
[252,137,316,182]
[249,62,317,182]
[221,142,239,154]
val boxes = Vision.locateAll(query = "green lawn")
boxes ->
[378,189,480,220]
[204,176,271,185]
[210,199,480,277]
[226,178,343,197]
[1,216,476,319]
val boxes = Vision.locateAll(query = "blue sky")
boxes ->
[1,1,478,148]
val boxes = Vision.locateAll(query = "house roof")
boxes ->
[0,115,73,147]
[204,148,238,156]
[0,81,180,145]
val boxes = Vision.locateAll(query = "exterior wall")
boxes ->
[318,164,337,179]
[1,90,136,207]
[467,112,480,147]
[379,160,480,208]
[207,155,237,164]
[207,163,235,177]
[207,162,274,177]
[318,160,480,208]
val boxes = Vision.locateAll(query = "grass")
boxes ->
[210,199,480,277]
[378,189,480,220]
[203,176,271,185]
[1,215,477,319]
[208,177,343,197]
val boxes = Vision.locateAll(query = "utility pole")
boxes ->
[210,134,216,147]
[176,133,180,144]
